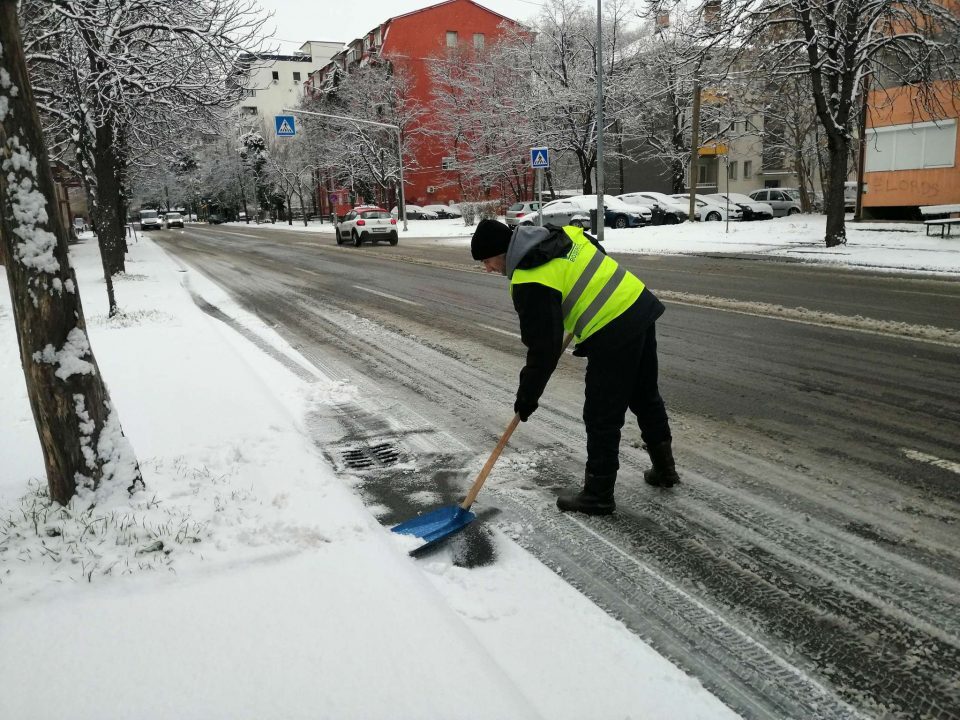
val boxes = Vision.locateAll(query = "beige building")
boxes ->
[234,41,342,130]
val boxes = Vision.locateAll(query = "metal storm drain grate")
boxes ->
[341,443,401,470]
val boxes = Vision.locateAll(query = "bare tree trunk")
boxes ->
[0,2,143,504]
[824,134,849,247]
[92,119,127,300]
[794,150,812,212]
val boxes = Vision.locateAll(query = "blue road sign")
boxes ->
[275,115,296,137]
[530,147,549,169]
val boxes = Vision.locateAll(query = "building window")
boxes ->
[698,164,707,184]
[293,71,301,82]
[241,106,258,116]
[744,160,753,179]
[271,70,279,82]
[243,88,256,97]
[442,156,456,170]
[446,31,458,48]
[728,160,738,180]
[865,119,957,172]
[473,33,485,49]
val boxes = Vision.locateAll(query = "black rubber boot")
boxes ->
[643,440,680,487]
[556,470,616,515]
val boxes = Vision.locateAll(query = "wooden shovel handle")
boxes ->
[461,414,521,510]
[460,334,575,510]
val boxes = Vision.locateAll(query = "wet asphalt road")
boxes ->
[154,223,960,720]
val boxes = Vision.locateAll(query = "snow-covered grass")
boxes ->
[0,234,740,719]
[235,214,960,275]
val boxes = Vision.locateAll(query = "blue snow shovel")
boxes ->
[392,334,574,551]
[392,413,521,550]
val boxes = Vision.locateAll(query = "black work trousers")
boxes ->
[582,322,671,476]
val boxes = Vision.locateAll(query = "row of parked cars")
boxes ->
[387,204,463,221]
[506,188,808,229]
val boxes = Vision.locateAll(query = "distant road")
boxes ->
[156,223,960,720]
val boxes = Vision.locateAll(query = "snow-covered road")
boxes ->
[150,223,960,719]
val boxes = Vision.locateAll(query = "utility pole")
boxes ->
[688,75,701,223]
[595,0,605,243]
[854,71,872,222]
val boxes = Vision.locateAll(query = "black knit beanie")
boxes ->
[471,219,513,260]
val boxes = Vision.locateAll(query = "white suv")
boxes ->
[337,209,399,246]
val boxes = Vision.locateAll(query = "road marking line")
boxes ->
[901,448,960,475]
[294,241,318,247]
[206,229,263,240]
[352,285,421,306]
[298,268,322,277]
[477,323,521,340]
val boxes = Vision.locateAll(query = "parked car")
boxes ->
[749,189,802,217]
[617,192,689,223]
[843,181,858,210]
[206,213,224,224]
[506,201,543,227]
[163,212,184,229]
[139,209,161,231]
[391,205,439,220]
[704,193,774,220]
[422,204,462,219]
[671,194,742,221]
[338,209,399,246]
[517,195,646,229]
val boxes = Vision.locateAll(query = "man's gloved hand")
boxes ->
[514,395,538,422]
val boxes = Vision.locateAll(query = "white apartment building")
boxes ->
[235,41,342,129]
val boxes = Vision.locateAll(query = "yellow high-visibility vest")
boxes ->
[510,226,644,341]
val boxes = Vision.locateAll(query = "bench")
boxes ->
[920,204,960,237]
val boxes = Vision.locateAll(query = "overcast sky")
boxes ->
[255,0,543,50]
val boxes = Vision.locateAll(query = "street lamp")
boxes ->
[282,107,408,231]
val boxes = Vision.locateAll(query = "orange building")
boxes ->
[307,0,523,214]
[863,80,960,218]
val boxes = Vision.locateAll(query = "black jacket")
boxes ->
[506,225,665,412]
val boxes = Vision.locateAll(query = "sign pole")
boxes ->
[537,168,543,226]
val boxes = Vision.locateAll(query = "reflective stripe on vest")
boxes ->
[510,226,644,341]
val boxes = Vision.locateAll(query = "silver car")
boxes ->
[749,189,802,217]
[518,198,586,227]
[506,201,543,227]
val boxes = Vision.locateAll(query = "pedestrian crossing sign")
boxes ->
[530,147,549,169]
[275,115,296,137]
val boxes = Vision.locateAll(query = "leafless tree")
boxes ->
[299,59,423,209]
[19,0,271,311]
[492,0,646,194]
[659,0,960,246]
[427,43,535,201]
[1,0,143,505]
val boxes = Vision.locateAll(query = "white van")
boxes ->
[139,209,161,230]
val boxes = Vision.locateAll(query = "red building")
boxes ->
[306,0,522,215]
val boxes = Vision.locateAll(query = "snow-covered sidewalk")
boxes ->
[0,236,739,719]
[233,214,960,275]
